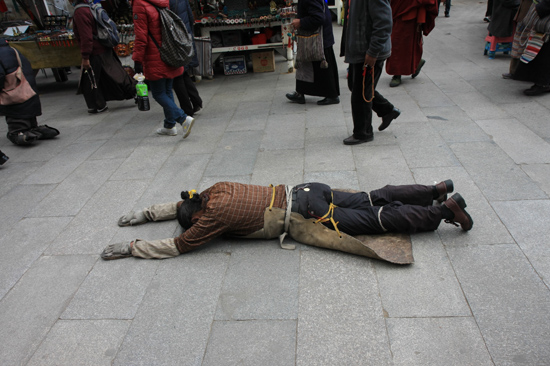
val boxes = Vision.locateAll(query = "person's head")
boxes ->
[177,190,203,229]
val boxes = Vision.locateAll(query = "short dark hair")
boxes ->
[176,191,203,229]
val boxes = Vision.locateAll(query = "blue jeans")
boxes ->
[148,78,187,128]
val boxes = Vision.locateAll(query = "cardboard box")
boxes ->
[252,50,275,73]
[223,55,247,75]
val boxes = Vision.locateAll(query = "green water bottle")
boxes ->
[135,74,150,111]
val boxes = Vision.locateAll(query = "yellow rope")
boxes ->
[314,192,342,238]
[188,189,197,199]
[268,184,275,211]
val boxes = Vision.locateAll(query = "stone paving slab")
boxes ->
[215,243,300,320]
[492,200,550,287]
[375,233,470,318]
[113,252,229,366]
[44,180,149,255]
[0,183,55,235]
[448,244,550,365]
[477,118,550,164]
[22,139,106,185]
[297,250,392,366]
[203,320,296,366]
[27,320,130,366]
[387,317,493,366]
[0,217,72,299]
[450,141,548,201]
[28,158,124,217]
[0,255,96,365]
[61,259,160,320]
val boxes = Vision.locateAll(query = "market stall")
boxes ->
[194,0,296,73]
[1,0,134,80]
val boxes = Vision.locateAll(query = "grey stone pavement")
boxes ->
[2,0,550,364]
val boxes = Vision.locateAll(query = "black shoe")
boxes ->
[0,150,8,165]
[435,179,454,203]
[523,84,550,96]
[32,125,60,140]
[192,105,202,114]
[317,97,340,105]
[443,193,473,231]
[88,106,108,114]
[378,107,401,131]
[445,13,450,17]
[286,91,305,104]
[483,16,491,22]
[411,59,426,79]
[343,134,373,145]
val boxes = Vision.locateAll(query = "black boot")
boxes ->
[7,130,40,146]
[0,150,8,165]
[31,125,60,140]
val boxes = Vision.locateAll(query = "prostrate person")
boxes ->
[101,180,473,261]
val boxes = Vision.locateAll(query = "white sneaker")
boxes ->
[181,116,195,139]
[156,127,177,136]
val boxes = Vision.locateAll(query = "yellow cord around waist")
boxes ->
[314,192,342,238]
[268,184,275,211]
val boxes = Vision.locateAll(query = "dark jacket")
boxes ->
[168,0,199,68]
[132,0,184,80]
[0,40,41,118]
[536,0,550,18]
[488,0,520,37]
[297,0,334,49]
[341,0,393,63]
[73,1,108,60]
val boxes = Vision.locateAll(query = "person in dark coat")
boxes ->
[285,0,340,105]
[132,0,196,137]
[73,0,136,114]
[340,0,401,145]
[0,38,59,146]
[488,0,520,37]
[170,0,203,117]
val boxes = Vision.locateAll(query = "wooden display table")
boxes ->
[9,41,81,70]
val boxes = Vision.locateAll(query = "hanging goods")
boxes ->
[294,26,327,68]
[74,3,120,48]
[0,48,37,106]
[134,73,150,111]
[146,1,195,68]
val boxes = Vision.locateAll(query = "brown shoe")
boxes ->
[435,179,454,203]
[443,193,473,231]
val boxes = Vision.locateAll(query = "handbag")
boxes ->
[295,26,328,69]
[294,0,328,69]
[0,48,37,106]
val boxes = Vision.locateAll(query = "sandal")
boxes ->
[101,242,133,260]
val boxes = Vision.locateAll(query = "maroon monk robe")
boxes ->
[386,0,438,76]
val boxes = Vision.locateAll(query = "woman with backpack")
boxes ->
[131,0,195,138]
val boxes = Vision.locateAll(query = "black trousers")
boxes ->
[6,116,37,132]
[173,70,203,116]
[294,183,443,236]
[348,61,394,139]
